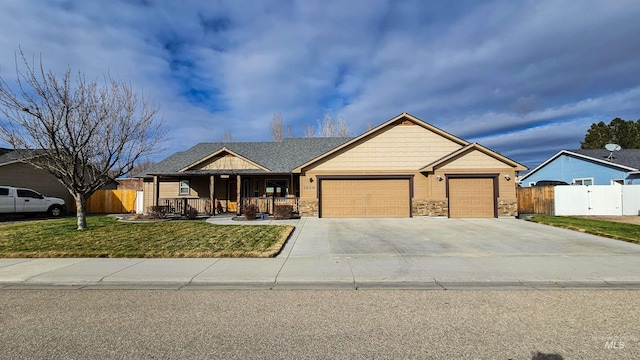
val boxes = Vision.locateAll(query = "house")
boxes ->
[520,149,640,187]
[142,113,527,218]
[0,149,74,208]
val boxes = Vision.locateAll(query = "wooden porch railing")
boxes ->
[157,197,212,215]
[241,197,299,215]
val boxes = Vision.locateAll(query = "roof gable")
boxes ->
[521,149,640,181]
[182,148,268,172]
[421,143,527,172]
[294,113,469,172]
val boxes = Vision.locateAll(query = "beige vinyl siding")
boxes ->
[192,154,260,171]
[309,124,463,171]
[438,149,511,169]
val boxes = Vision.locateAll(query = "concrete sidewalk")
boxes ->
[1,217,639,290]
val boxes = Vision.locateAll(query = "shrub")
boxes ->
[243,204,258,220]
[147,206,168,219]
[186,207,199,220]
[274,205,293,219]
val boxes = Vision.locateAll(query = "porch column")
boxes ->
[209,175,215,216]
[236,174,241,215]
[153,176,159,207]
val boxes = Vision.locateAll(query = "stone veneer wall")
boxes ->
[300,198,517,218]
[498,200,518,217]
[299,199,319,217]
[412,199,449,217]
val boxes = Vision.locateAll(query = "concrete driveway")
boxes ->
[273,217,640,288]
[283,217,640,257]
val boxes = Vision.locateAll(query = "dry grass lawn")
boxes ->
[0,216,294,258]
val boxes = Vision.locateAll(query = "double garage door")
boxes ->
[319,177,496,218]
[320,179,410,218]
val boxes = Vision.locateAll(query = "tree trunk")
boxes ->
[75,194,88,230]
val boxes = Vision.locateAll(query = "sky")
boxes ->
[1,0,640,170]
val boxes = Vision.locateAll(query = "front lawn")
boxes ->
[0,216,294,258]
[529,215,640,244]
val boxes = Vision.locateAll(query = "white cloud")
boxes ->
[1,0,640,167]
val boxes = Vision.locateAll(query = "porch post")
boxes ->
[209,175,215,216]
[153,176,159,207]
[236,174,241,216]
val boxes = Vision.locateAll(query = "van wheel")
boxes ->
[48,205,63,217]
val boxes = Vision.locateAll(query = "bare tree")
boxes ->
[303,124,316,138]
[0,50,166,230]
[286,124,295,138]
[336,116,349,137]
[130,158,157,177]
[270,112,284,142]
[317,115,336,137]
[302,114,350,137]
[366,121,374,131]
[220,130,234,142]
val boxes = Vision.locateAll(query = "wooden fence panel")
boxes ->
[87,190,137,213]
[517,186,555,215]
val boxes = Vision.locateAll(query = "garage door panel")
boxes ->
[449,178,495,218]
[321,179,410,218]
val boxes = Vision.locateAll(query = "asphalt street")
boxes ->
[0,289,638,359]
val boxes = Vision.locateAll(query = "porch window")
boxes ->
[179,179,190,195]
[573,178,593,186]
[266,179,288,197]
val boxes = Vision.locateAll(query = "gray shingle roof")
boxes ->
[569,149,640,170]
[0,149,46,166]
[142,137,352,177]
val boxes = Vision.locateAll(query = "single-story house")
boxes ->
[520,149,640,187]
[142,113,527,218]
[0,148,75,209]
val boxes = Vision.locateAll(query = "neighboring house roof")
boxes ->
[520,149,640,181]
[0,149,47,166]
[143,137,352,176]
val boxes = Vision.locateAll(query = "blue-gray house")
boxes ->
[520,149,640,187]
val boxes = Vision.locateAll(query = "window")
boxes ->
[573,178,593,186]
[179,180,190,195]
[0,188,8,196]
[611,179,624,185]
[16,189,42,198]
[265,179,288,197]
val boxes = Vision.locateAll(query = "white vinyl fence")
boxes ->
[136,191,144,214]
[555,184,640,216]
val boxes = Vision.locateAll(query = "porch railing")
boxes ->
[241,197,299,215]
[157,197,212,215]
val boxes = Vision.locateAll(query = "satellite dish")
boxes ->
[605,143,622,151]
[605,143,622,161]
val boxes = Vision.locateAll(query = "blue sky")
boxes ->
[1,0,640,170]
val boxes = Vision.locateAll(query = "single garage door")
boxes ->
[448,178,495,218]
[321,179,410,218]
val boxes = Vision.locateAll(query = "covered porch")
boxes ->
[145,171,300,216]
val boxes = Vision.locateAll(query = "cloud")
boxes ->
[0,0,639,166]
